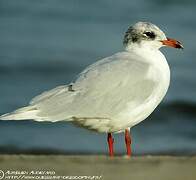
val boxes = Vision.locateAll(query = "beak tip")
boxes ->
[177,43,184,49]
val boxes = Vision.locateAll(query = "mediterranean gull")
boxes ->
[0,22,183,157]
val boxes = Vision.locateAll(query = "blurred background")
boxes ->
[0,0,195,155]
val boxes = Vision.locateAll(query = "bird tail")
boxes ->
[0,106,39,120]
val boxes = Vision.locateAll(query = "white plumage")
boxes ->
[0,22,183,134]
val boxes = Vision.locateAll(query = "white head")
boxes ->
[123,22,183,50]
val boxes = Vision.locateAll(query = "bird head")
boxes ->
[123,22,183,50]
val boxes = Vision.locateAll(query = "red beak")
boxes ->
[161,37,183,49]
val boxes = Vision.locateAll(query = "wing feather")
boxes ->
[33,52,156,123]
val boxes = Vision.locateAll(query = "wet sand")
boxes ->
[0,155,195,180]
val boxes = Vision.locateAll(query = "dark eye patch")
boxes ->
[143,31,156,39]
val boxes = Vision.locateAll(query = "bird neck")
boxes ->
[124,43,168,69]
[125,41,162,52]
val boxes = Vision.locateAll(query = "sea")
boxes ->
[0,0,195,155]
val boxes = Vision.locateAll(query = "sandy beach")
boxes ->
[0,155,195,180]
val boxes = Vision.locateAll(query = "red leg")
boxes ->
[125,129,132,156]
[107,133,114,157]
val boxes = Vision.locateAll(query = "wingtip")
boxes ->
[0,113,11,120]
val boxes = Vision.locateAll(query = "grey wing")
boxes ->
[30,52,156,123]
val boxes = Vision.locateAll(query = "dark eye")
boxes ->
[143,31,156,39]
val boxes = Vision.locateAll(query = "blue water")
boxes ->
[0,0,196,155]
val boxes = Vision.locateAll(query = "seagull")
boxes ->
[0,22,183,157]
